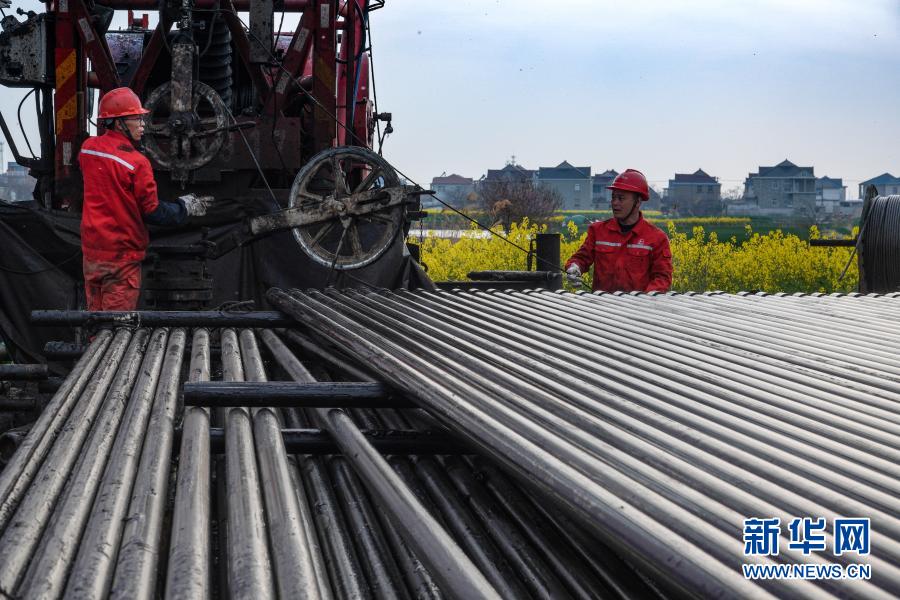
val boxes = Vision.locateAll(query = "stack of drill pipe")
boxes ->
[0,323,646,598]
[63,329,179,599]
[266,330,651,600]
[268,287,900,599]
[0,327,188,599]
[0,329,113,532]
[258,328,500,598]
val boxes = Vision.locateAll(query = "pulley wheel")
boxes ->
[289,146,403,270]
[142,81,228,173]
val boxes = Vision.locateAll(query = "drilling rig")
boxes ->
[0,0,430,360]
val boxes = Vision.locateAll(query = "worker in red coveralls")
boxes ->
[565,169,672,292]
[79,87,211,311]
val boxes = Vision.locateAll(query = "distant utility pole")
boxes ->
[0,141,4,172]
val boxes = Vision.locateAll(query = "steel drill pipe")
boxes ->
[390,294,900,592]
[165,328,212,600]
[262,333,494,597]
[183,380,402,407]
[271,289,734,597]
[0,329,112,534]
[220,328,276,599]
[265,340,441,599]
[296,448,370,598]
[665,291,900,355]
[19,329,159,599]
[649,294,900,378]
[208,427,468,455]
[42,341,86,360]
[30,310,293,327]
[400,290,900,556]
[522,289,900,407]
[581,296,900,426]
[467,270,558,282]
[110,329,186,600]
[269,288,870,599]
[0,364,48,380]
[0,329,134,594]
[329,288,896,593]
[239,329,323,600]
[375,405,542,598]
[258,328,501,600]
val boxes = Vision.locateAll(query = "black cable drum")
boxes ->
[862,195,900,292]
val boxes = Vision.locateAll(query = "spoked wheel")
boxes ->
[289,146,403,270]
[142,81,228,180]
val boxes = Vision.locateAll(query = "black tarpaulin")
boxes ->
[0,200,432,361]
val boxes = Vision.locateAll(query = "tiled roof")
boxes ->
[671,169,718,184]
[752,159,814,179]
[537,161,591,180]
[432,174,473,185]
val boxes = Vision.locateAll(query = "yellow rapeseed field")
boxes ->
[411,219,859,293]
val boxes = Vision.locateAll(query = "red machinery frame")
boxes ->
[47,0,372,209]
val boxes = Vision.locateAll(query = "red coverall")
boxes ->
[566,215,673,293]
[79,129,160,311]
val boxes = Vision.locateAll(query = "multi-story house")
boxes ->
[430,173,475,208]
[859,173,900,198]
[591,170,618,208]
[742,159,816,216]
[482,162,536,185]
[664,169,721,216]
[535,161,592,210]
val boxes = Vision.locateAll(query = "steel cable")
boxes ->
[863,195,900,292]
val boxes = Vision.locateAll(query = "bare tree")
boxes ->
[478,180,562,231]
[722,185,744,201]
[795,195,825,228]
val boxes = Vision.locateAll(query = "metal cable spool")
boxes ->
[861,195,900,292]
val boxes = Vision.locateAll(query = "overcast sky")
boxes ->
[1,0,897,196]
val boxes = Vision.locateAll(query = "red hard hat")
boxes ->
[98,87,149,119]
[607,168,650,201]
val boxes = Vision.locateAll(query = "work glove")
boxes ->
[566,264,583,286]
[179,193,213,217]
